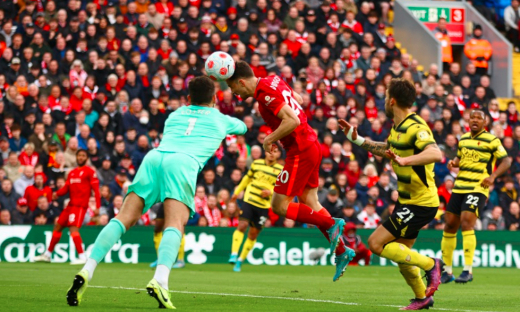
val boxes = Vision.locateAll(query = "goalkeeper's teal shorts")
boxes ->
[127,150,199,218]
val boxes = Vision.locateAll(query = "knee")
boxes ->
[249,228,260,240]
[237,222,248,232]
[368,235,383,255]
[460,219,474,232]
[271,198,288,216]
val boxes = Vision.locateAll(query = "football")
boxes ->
[205,51,235,81]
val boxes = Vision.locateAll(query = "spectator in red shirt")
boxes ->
[438,175,454,205]
[23,172,52,211]
[18,143,39,167]
[341,11,364,36]
[250,54,267,78]
[283,30,302,58]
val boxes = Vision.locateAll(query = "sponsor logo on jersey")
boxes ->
[70,178,82,184]
[264,96,275,106]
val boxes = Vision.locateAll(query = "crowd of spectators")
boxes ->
[0,0,518,232]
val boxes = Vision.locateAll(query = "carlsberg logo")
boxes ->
[0,227,140,263]
[185,232,215,264]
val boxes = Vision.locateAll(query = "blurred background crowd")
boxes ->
[0,0,519,232]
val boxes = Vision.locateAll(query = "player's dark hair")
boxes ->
[227,61,254,84]
[76,149,88,157]
[188,76,215,106]
[388,78,416,109]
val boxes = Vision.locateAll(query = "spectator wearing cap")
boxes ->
[0,178,20,212]
[109,168,130,197]
[98,155,116,186]
[374,23,387,47]
[464,25,493,76]
[384,36,401,63]
[6,57,22,84]
[11,197,33,225]
[343,222,372,265]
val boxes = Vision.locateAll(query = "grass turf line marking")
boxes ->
[88,285,500,312]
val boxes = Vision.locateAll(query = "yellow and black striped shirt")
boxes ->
[234,159,283,209]
[388,113,439,208]
[454,130,508,196]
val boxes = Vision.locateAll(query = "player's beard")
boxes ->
[384,100,394,119]
[77,159,87,167]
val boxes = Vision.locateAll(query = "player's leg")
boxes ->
[397,238,434,310]
[298,186,355,281]
[34,221,64,262]
[455,193,484,283]
[230,205,251,263]
[441,193,462,282]
[172,233,186,268]
[148,198,190,309]
[235,206,267,272]
[370,204,443,297]
[150,205,165,268]
[66,192,143,306]
[273,144,344,254]
[69,226,86,265]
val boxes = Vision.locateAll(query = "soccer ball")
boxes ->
[205,52,235,81]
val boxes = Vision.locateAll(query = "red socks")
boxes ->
[71,232,84,254]
[286,203,335,229]
[47,231,62,253]
[317,208,347,255]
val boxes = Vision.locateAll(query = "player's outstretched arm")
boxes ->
[263,105,300,152]
[387,144,442,166]
[338,119,389,158]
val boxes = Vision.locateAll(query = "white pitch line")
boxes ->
[89,285,501,312]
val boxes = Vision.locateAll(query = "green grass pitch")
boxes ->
[0,263,518,311]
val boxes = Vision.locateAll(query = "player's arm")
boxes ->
[55,178,70,197]
[90,170,102,208]
[225,115,247,135]
[293,91,303,105]
[387,125,442,166]
[447,157,460,170]
[263,105,300,152]
[481,141,512,188]
[338,119,390,158]
[232,168,253,200]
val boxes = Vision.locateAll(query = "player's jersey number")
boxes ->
[277,170,289,184]
[185,118,197,135]
[282,90,303,116]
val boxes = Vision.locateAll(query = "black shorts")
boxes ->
[240,202,269,229]
[382,202,438,239]
[446,192,487,218]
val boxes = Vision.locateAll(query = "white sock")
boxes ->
[44,251,52,258]
[231,253,238,256]
[83,258,98,281]
[463,265,472,273]
[78,253,86,261]
[445,265,453,274]
[154,264,171,290]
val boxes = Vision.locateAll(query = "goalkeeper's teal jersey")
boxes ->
[157,105,247,167]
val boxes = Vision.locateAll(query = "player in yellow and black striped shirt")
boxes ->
[441,110,511,284]
[339,78,444,310]
[228,147,283,272]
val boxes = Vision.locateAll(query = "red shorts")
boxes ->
[274,140,322,197]
[57,205,87,228]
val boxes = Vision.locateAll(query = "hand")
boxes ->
[263,136,275,153]
[447,160,459,170]
[338,119,357,140]
[261,189,271,198]
[52,192,58,200]
[481,176,495,189]
[230,194,238,202]
[386,149,409,166]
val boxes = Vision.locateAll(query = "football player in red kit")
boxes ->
[227,61,355,281]
[34,149,101,265]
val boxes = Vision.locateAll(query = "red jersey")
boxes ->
[254,75,317,152]
[24,185,53,211]
[56,166,101,208]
